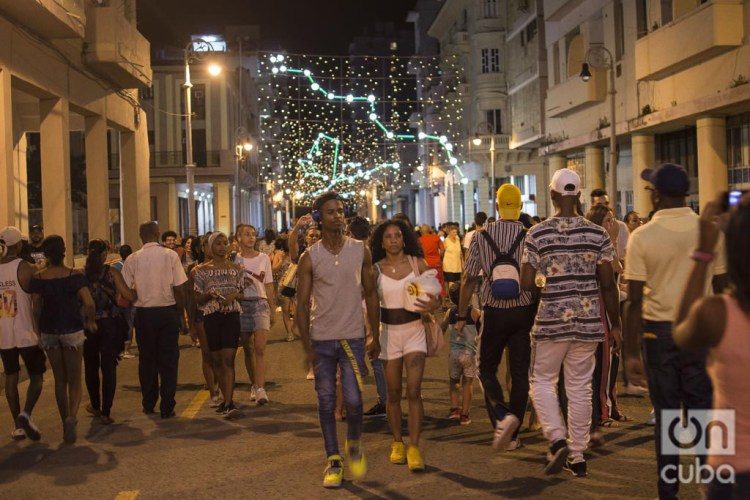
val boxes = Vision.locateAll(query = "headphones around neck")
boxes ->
[310,193,353,223]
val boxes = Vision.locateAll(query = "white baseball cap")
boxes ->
[0,226,23,246]
[550,168,581,196]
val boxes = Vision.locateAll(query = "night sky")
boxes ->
[137,0,417,54]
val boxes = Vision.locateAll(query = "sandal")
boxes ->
[600,418,619,428]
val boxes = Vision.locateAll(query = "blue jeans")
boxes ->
[641,321,713,500]
[312,338,365,457]
[371,358,387,404]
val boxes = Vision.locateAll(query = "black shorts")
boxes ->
[203,312,240,351]
[444,272,462,283]
[1,346,47,375]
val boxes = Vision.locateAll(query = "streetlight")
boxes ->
[472,121,497,217]
[183,38,222,235]
[581,45,617,212]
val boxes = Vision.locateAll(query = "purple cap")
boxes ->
[640,163,690,197]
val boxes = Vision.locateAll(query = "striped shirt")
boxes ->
[464,220,535,309]
[522,216,614,343]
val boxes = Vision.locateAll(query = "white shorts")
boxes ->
[379,321,426,361]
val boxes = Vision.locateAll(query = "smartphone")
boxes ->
[724,189,747,210]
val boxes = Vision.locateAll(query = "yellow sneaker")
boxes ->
[323,455,344,488]
[345,440,367,479]
[390,441,406,464]
[407,445,425,472]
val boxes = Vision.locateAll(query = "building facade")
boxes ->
[542,0,750,217]
[140,27,264,237]
[0,0,152,260]
[428,0,549,227]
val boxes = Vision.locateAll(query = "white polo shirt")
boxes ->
[122,242,188,308]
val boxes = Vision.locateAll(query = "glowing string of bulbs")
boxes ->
[268,54,465,188]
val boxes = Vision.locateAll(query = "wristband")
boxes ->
[691,251,715,263]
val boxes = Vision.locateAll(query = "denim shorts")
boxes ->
[40,330,85,350]
[239,300,271,333]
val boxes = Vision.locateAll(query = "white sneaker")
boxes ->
[647,409,656,426]
[492,414,520,451]
[256,387,269,405]
[17,412,41,441]
[11,428,26,440]
[208,395,223,408]
[249,385,257,402]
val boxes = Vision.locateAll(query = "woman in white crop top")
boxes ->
[370,219,440,473]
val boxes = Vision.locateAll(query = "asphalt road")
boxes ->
[0,313,703,499]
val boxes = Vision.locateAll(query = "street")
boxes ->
[0,318,701,499]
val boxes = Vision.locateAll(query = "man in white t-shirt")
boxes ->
[590,189,629,259]
[462,212,487,251]
[235,224,276,405]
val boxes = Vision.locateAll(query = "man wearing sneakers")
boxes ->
[456,184,537,452]
[520,169,622,477]
[296,192,381,488]
[0,226,45,441]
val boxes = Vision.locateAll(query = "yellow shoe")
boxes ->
[390,441,406,464]
[345,440,367,479]
[323,455,343,488]
[407,445,425,472]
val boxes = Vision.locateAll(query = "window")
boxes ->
[552,41,560,85]
[486,109,502,134]
[525,19,537,42]
[483,0,498,18]
[726,114,750,187]
[615,0,624,60]
[481,48,500,73]
[660,0,673,26]
[636,0,648,38]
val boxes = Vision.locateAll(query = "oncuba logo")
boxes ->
[661,409,735,456]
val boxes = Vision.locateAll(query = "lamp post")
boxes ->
[183,38,221,235]
[581,45,617,213]
[233,126,253,228]
[472,121,496,217]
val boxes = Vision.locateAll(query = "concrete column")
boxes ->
[463,182,475,229]
[152,180,178,232]
[0,68,16,226]
[451,184,462,226]
[631,134,655,216]
[585,145,605,194]
[120,110,151,249]
[477,177,491,216]
[214,181,232,235]
[696,117,728,210]
[39,97,73,265]
[13,133,29,233]
[85,115,109,241]
[546,155,567,217]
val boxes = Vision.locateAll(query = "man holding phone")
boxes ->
[623,163,729,498]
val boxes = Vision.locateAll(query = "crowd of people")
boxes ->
[0,162,748,497]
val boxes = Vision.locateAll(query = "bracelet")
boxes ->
[691,251,715,263]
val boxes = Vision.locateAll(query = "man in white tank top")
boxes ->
[296,192,380,489]
[0,227,45,441]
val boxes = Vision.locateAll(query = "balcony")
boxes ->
[0,0,85,39]
[471,134,510,151]
[451,30,469,47]
[545,69,605,118]
[635,0,743,81]
[83,5,153,88]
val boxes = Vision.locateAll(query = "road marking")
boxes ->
[180,389,210,419]
[115,491,139,500]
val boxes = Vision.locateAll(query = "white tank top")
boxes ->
[0,259,37,349]
[378,269,416,309]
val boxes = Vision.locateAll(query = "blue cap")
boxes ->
[640,163,690,197]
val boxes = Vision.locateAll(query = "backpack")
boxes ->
[480,229,526,300]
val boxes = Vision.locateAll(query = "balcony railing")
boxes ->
[0,0,85,39]
[545,69,606,118]
[149,150,222,169]
[83,4,153,88]
[635,0,744,81]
